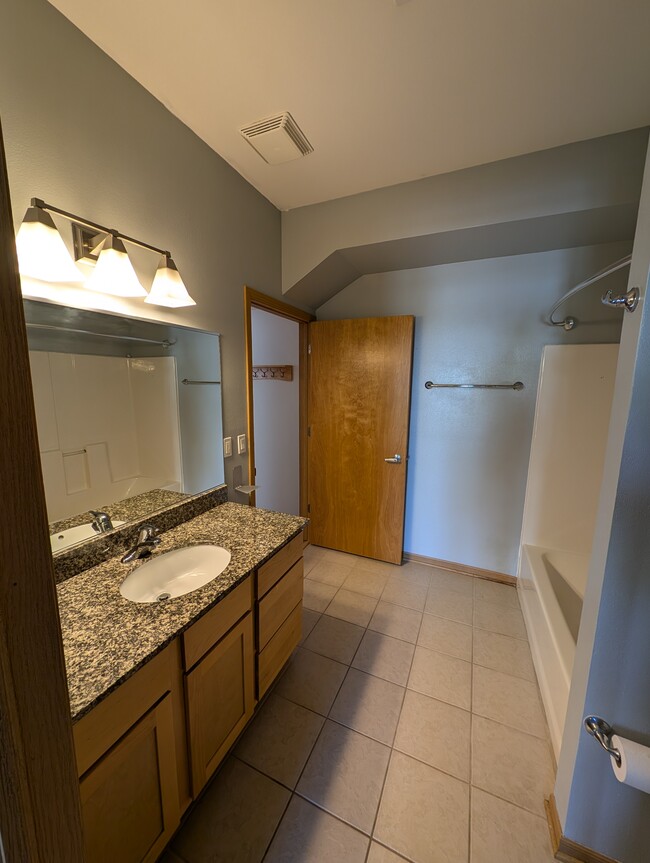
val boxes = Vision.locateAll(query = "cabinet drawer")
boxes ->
[258,601,302,698]
[258,558,303,650]
[183,576,252,671]
[79,694,180,863]
[257,533,303,598]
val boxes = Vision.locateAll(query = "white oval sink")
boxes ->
[50,521,126,553]
[119,544,231,603]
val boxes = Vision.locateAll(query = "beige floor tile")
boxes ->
[394,689,471,781]
[354,556,402,576]
[303,544,325,575]
[470,788,556,863]
[368,601,422,643]
[351,629,415,686]
[472,665,547,738]
[319,547,361,564]
[380,576,428,611]
[374,751,470,863]
[418,613,472,661]
[330,668,405,745]
[367,843,410,862]
[394,561,432,587]
[297,720,390,834]
[274,648,348,716]
[473,598,527,639]
[472,628,535,681]
[303,579,338,612]
[303,614,365,664]
[407,646,472,710]
[474,578,520,608]
[234,694,324,789]
[307,559,353,588]
[424,585,473,624]
[264,795,369,862]
[428,569,474,597]
[341,568,389,599]
[326,588,378,627]
[300,607,321,643]
[172,757,289,863]
[471,715,555,816]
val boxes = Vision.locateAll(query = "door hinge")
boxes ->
[308,343,312,355]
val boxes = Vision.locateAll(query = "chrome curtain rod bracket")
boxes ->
[584,716,622,767]
[181,379,221,385]
[547,254,632,330]
[26,322,176,349]
[424,381,524,391]
[601,286,640,313]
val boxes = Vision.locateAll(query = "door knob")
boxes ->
[384,454,402,464]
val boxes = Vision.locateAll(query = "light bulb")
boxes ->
[145,254,196,307]
[85,234,147,298]
[16,207,84,283]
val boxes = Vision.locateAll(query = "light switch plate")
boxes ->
[237,433,247,455]
[223,436,232,457]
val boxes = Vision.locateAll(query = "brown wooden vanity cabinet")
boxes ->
[73,642,185,863]
[256,533,305,698]
[72,536,306,863]
[182,577,255,796]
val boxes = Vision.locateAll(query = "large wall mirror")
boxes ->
[24,299,225,553]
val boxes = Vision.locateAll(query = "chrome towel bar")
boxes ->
[181,379,221,385]
[424,381,524,391]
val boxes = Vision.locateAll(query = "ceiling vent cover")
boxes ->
[240,112,313,165]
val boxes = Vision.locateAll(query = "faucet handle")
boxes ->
[137,523,160,544]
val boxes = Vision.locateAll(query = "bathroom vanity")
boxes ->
[57,502,306,863]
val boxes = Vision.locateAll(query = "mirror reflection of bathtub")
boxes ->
[24,299,225,553]
[517,343,619,757]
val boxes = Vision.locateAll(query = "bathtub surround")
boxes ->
[517,344,618,756]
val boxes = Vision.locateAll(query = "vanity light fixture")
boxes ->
[15,205,84,283]
[16,198,196,307]
[145,254,196,308]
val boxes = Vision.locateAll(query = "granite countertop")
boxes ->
[49,488,187,534]
[58,502,307,722]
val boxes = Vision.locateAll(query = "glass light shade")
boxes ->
[145,255,196,307]
[16,207,84,283]
[85,234,147,298]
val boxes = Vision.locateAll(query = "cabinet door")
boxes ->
[79,694,180,863]
[185,613,255,795]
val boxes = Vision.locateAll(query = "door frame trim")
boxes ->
[0,119,85,861]
[243,286,315,516]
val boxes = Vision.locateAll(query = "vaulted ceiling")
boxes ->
[48,1,650,211]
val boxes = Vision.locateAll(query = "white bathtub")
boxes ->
[518,544,589,758]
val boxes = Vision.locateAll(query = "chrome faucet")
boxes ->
[121,524,161,564]
[90,510,114,533]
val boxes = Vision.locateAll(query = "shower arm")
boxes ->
[547,255,632,331]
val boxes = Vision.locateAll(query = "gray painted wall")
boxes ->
[283,129,648,294]
[317,243,628,575]
[0,0,282,496]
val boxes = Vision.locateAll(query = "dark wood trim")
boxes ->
[243,286,315,525]
[0,119,85,860]
[545,795,621,863]
[403,551,516,586]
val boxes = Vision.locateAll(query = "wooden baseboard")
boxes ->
[403,552,516,586]
[545,795,620,863]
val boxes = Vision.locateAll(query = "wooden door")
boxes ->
[79,694,180,863]
[185,613,255,795]
[308,316,414,564]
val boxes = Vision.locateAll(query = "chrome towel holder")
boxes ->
[424,381,524,391]
[584,715,622,767]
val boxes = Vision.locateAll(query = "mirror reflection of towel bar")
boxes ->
[181,379,221,385]
[425,381,524,391]
[62,448,87,456]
